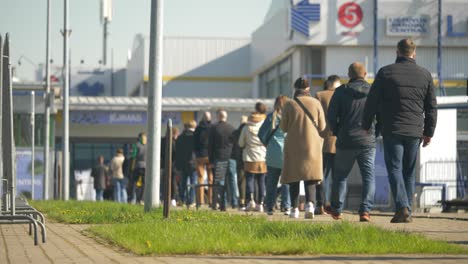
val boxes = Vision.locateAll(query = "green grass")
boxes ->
[31,200,468,255]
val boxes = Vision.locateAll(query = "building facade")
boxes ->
[252,0,468,98]
[126,35,252,98]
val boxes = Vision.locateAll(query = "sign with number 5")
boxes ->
[338,2,363,28]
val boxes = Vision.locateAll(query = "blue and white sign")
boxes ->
[70,111,182,125]
[386,16,429,36]
[291,1,321,37]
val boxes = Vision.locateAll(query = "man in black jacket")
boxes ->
[208,109,237,210]
[326,62,376,222]
[362,39,437,223]
[175,121,197,208]
[194,111,213,205]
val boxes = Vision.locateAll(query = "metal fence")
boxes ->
[417,160,468,208]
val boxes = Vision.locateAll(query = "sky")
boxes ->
[0,0,272,81]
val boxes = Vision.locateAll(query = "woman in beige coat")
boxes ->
[280,77,326,219]
[239,102,267,212]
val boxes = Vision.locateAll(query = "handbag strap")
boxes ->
[294,97,319,130]
[264,125,280,146]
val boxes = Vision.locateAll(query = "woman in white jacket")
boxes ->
[111,148,127,203]
[239,102,267,212]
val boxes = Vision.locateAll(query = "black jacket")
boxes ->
[194,120,212,158]
[231,123,246,168]
[175,129,195,171]
[208,121,235,162]
[328,78,376,149]
[362,57,437,138]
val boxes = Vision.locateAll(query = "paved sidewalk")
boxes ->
[1,211,468,264]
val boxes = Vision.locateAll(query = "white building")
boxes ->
[126,35,252,98]
[252,0,468,98]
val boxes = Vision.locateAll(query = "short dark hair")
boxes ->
[397,38,416,57]
[294,77,309,90]
[327,75,340,83]
[255,102,267,114]
[323,75,341,90]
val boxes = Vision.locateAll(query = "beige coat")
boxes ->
[316,90,337,154]
[280,96,326,184]
[111,154,125,179]
[238,113,267,163]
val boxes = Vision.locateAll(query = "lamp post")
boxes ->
[145,0,164,211]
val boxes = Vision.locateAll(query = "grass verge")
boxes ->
[31,200,468,255]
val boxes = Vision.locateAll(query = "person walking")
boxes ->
[231,115,248,210]
[362,38,437,223]
[194,112,214,205]
[91,155,108,201]
[175,121,197,208]
[314,75,341,214]
[131,133,147,205]
[280,77,326,219]
[208,109,237,211]
[325,63,377,222]
[111,148,127,203]
[239,102,268,212]
[258,95,291,216]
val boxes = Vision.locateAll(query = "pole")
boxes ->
[62,0,70,200]
[373,0,378,77]
[437,0,446,96]
[43,0,51,200]
[163,119,172,218]
[31,91,35,200]
[144,0,164,211]
[103,18,108,65]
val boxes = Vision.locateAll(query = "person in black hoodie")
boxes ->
[194,111,214,205]
[362,39,437,223]
[175,121,197,208]
[326,62,377,222]
[208,109,237,210]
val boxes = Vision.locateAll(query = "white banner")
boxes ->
[386,16,430,36]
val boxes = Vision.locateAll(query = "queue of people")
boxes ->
[90,38,437,224]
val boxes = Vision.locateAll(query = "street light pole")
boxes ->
[43,0,51,200]
[145,0,164,211]
[62,0,70,200]
[31,91,35,200]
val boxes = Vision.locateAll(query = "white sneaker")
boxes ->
[304,202,315,219]
[246,200,256,211]
[256,204,264,213]
[289,208,300,219]
[284,208,291,216]
[171,199,177,207]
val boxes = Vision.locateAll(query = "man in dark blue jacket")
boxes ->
[326,62,376,222]
[362,39,437,223]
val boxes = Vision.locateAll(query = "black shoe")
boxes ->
[390,207,411,223]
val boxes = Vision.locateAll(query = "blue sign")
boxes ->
[70,111,183,125]
[291,1,321,37]
[77,81,105,96]
[16,149,44,200]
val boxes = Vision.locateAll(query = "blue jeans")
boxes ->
[265,166,290,211]
[179,168,197,205]
[331,147,376,214]
[226,159,239,207]
[113,178,128,203]
[246,172,266,204]
[316,153,335,207]
[383,134,421,214]
[95,189,104,201]
[213,160,230,210]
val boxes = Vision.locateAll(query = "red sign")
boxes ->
[338,2,363,28]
